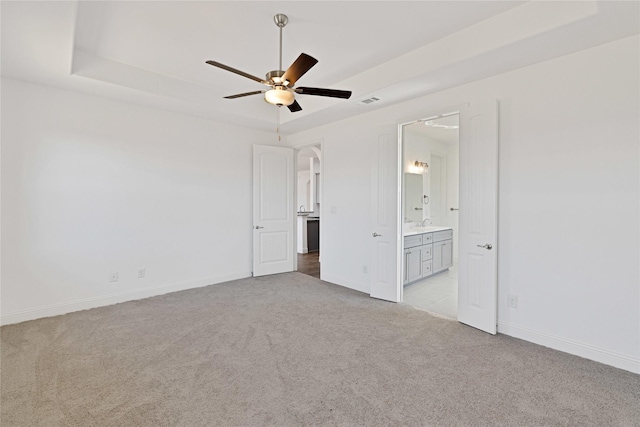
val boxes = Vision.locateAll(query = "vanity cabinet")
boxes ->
[403,228,453,286]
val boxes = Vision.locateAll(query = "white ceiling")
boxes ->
[2,1,638,135]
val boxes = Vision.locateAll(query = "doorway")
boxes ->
[296,145,321,278]
[401,114,460,319]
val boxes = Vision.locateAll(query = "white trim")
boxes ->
[0,271,251,326]
[321,274,369,295]
[498,321,640,374]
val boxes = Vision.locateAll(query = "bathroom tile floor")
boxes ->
[403,263,458,319]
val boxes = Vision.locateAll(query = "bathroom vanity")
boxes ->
[403,226,453,286]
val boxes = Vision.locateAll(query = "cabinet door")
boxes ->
[432,241,444,273]
[433,239,453,273]
[441,239,453,269]
[404,248,422,284]
[307,220,319,252]
[403,249,409,285]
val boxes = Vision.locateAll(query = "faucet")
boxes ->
[418,218,432,227]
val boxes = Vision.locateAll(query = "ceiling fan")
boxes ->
[205,13,352,113]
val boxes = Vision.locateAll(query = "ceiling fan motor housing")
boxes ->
[266,70,287,86]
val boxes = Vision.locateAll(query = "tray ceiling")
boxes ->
[2,1,638,134]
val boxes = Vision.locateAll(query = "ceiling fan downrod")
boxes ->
[274,14,288,72]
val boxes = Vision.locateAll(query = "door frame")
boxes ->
[397,100,500,334]
[293,139,324,276]
[397,107,463,303]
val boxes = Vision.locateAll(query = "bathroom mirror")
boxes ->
[404,173,424,223]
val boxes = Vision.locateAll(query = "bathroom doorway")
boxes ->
[401,114,459,318]
[296,145,321,278]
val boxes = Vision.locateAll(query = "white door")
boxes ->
[458,101,499,334]
[369,129,401,302]
[253,144,294,277]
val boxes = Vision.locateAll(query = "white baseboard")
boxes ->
[1,271,251,326]
[498,321,640,374]
[321,274,370,295]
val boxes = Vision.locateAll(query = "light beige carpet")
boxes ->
[2,272,639,426]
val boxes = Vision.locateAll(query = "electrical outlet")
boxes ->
[138,268,145,279]
[109,272,119,282]
[363,265,368,274]
[508,294,518,308]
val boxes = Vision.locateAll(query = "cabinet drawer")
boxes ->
[433,229,453,242]
[422,260,433,277]
[404,234,422,248]
[421,244,432,261]
[421,233,433,244]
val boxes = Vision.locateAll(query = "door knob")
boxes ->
[255,225,264,229]
[477,243,492,250]
[372,232,382,237]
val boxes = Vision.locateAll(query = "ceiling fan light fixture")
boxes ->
[265,87,295,106]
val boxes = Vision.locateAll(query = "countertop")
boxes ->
[403,225,452,236]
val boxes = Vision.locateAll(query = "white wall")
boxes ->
[299,124,373,293]
[287,36,640,372]
[1,78,273,324]
[296,170,310,212]
[310,157,321,215]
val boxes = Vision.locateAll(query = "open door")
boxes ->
[253,144,295,277]
[457,101,499,334]
[369,128,401,302]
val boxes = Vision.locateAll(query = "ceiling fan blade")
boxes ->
[287,100,302,112]
[206,60,268,85]
[282,53,318,86]
[224,90,264,99]
[295,87,352,99]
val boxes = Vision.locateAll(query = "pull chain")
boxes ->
[276,106,281,142]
